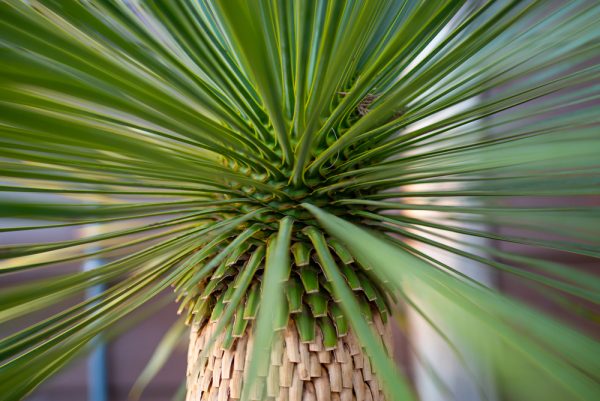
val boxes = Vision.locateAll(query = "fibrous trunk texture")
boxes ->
[186,319,391,401]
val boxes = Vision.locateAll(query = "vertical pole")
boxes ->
[82,225,109,401]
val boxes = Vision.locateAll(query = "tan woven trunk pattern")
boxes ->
[186,318,391,401]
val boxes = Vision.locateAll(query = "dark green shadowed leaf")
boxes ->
[286,276,304,314]
[306,292,328,318]
[294,304,317,343]
[330,303,348,337]
[243,283,260,321]
[318,317,338,350]
[328,238,354,264]
[291,241,312,266]
[298,266,320,294]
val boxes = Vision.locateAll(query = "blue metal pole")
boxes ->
[83,226,109,401]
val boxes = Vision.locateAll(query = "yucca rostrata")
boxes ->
[1,1,600,401]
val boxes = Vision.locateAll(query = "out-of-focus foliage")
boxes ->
[0,1,599,400]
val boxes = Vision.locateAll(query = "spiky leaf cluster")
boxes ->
[173,94,395,340]
[1,1,599,401]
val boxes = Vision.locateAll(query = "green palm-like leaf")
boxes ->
[1,1,599,400]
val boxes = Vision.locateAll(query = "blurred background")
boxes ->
[0,224,186,401]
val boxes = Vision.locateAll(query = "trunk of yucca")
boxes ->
[186,318,391,401]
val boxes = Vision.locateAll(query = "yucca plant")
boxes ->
[1,1,599,400]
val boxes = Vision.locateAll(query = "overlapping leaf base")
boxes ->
[175,216,394,400]
[187,319,391,401]
[177,234,389,329]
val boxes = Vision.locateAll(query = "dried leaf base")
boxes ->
[186,319,392,401]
